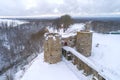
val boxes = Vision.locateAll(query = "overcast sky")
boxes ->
[0,0,120,16]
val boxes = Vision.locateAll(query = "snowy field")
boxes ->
[91,33,120,79]
[14,23,120,80]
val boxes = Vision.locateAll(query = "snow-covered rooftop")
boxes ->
[44,33,61,41]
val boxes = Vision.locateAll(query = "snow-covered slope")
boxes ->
[47,23,85,38]
[90,33,120,79]
[16,53,80,80]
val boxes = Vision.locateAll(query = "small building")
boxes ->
[44,33,62,64]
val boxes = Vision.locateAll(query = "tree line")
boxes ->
[52,14,73,32]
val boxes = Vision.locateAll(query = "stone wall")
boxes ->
[62,36,76,47]
[76,32,92,57]
[62,49,105,80]
[44,33,62,64]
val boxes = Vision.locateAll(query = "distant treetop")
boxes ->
[53,14,73,32]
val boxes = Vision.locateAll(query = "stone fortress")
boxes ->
[44,33,62,64]
[76,31,92,57]
[44,22,105,80]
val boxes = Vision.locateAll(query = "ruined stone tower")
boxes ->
[44,33,62,64]
[76,32,92,57]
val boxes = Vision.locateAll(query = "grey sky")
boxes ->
[0,0,120,16]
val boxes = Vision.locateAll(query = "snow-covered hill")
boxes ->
[15,23,120,80]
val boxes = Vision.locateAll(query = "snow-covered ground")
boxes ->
[0,19,28,27]
[15,23,120,80]
[90,33,120,80]
[16,53,80,80]
[47,23,85,38]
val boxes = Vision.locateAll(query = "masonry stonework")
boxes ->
[76,32,92,57]
[44,33,62,64]
[44,23,106,80]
